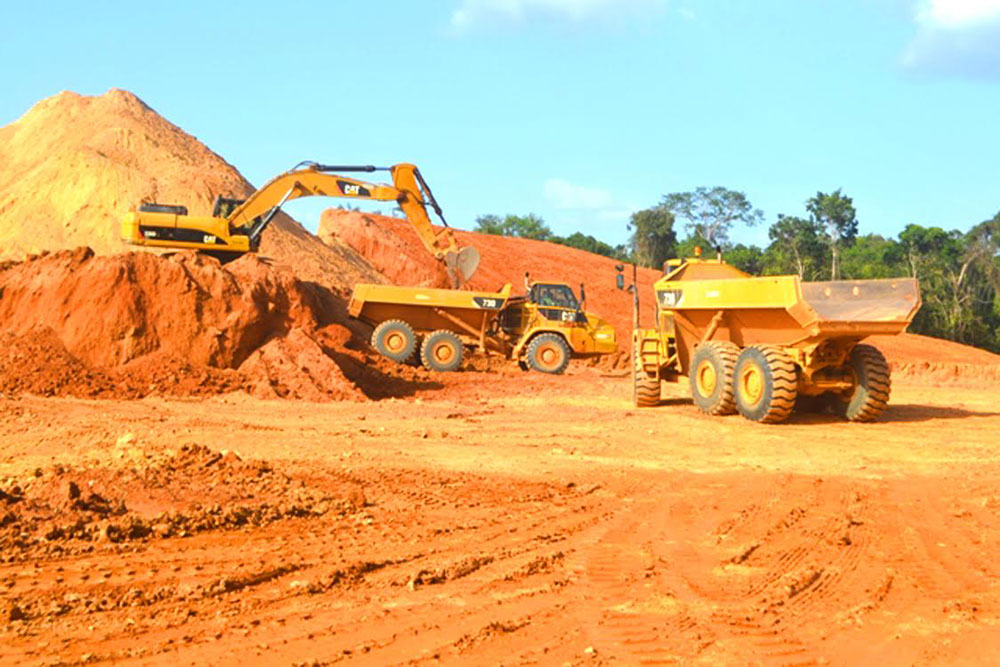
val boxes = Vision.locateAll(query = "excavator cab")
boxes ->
[138,203,188,215]
[212,196,245,218]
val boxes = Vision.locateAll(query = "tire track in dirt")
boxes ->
[1,453,618,665]
[563,472,1000,665]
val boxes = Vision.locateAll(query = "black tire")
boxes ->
[420,330,464,372]
[733,345,798,423]
[526,334,571,375]
[371,320,416,363]
[832,344,890,422]
[689,341,739,415]
[634,352,660,407]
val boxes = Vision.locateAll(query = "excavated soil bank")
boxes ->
[0,248,436,400]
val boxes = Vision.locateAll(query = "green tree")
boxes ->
[474,213,552,240]
[725,243,765,275]
[627,206,677,269]
[555,231,628,260]
[660,186,763,248]
[473,214,506,235]
[840,234,904,279]
[898,223,992,344]
[766,214,826,278]
[807,189,858,279]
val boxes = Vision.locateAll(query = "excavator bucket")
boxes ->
[446,246,481,287]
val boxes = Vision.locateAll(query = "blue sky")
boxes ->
[1,0,998,247]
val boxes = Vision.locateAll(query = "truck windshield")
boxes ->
[531,284,579,309]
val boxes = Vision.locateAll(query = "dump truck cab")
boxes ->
[629,254,920,423]
[502,281,617,367]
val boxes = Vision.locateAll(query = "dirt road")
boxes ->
[3,370,1000,665]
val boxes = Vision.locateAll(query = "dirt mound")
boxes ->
[872,333,1000,386]
[871,332,1000,366]
[0,442,365,567]
[0,329,245,399]
[320,209,661,362]
[0,248,374,399]
[0,89,383,289]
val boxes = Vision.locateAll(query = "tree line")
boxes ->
[473,189,1000,354]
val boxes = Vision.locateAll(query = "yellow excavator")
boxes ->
[121,161,481,287]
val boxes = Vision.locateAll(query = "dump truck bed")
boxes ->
[663,275,920,344]
[656,270,920,374]
[349,283,513,338]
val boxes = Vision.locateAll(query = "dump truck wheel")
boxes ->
[689,341,739,415]
[734,345,798,423]
[832,344,890,422]
[634,353,660,407]
[371,320,416,363]
[526,334,570,374]
[420,330,464,372]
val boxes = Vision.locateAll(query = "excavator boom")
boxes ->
[121,161,480,287]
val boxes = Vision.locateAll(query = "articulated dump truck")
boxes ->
[349,281,617,374]
[633,258,921,423]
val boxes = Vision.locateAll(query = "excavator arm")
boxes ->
[121,161,480,288]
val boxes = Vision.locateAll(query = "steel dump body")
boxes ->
[653,262,921,375]
[349,283,511,343]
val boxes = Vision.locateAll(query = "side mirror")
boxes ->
[616,274,625,291]
[579,283,586,305]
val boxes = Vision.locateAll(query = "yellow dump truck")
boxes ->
[630,257,920,423]
[349,280,616,373]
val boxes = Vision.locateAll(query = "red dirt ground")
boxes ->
[3,369,1000,665]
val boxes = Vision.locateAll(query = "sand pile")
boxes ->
[0,89,383,289]
[0,248,385,400]
[320,209,661,362]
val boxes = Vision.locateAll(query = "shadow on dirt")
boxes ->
[330,352,443,400]
[782,403,1000,425]
[659,397,694,407]
[879,403,1000,423]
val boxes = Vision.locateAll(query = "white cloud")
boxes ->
[450,0,665,31]
[916,0,1000,28]
[544,178,613,210]
[904,0,1000,76]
